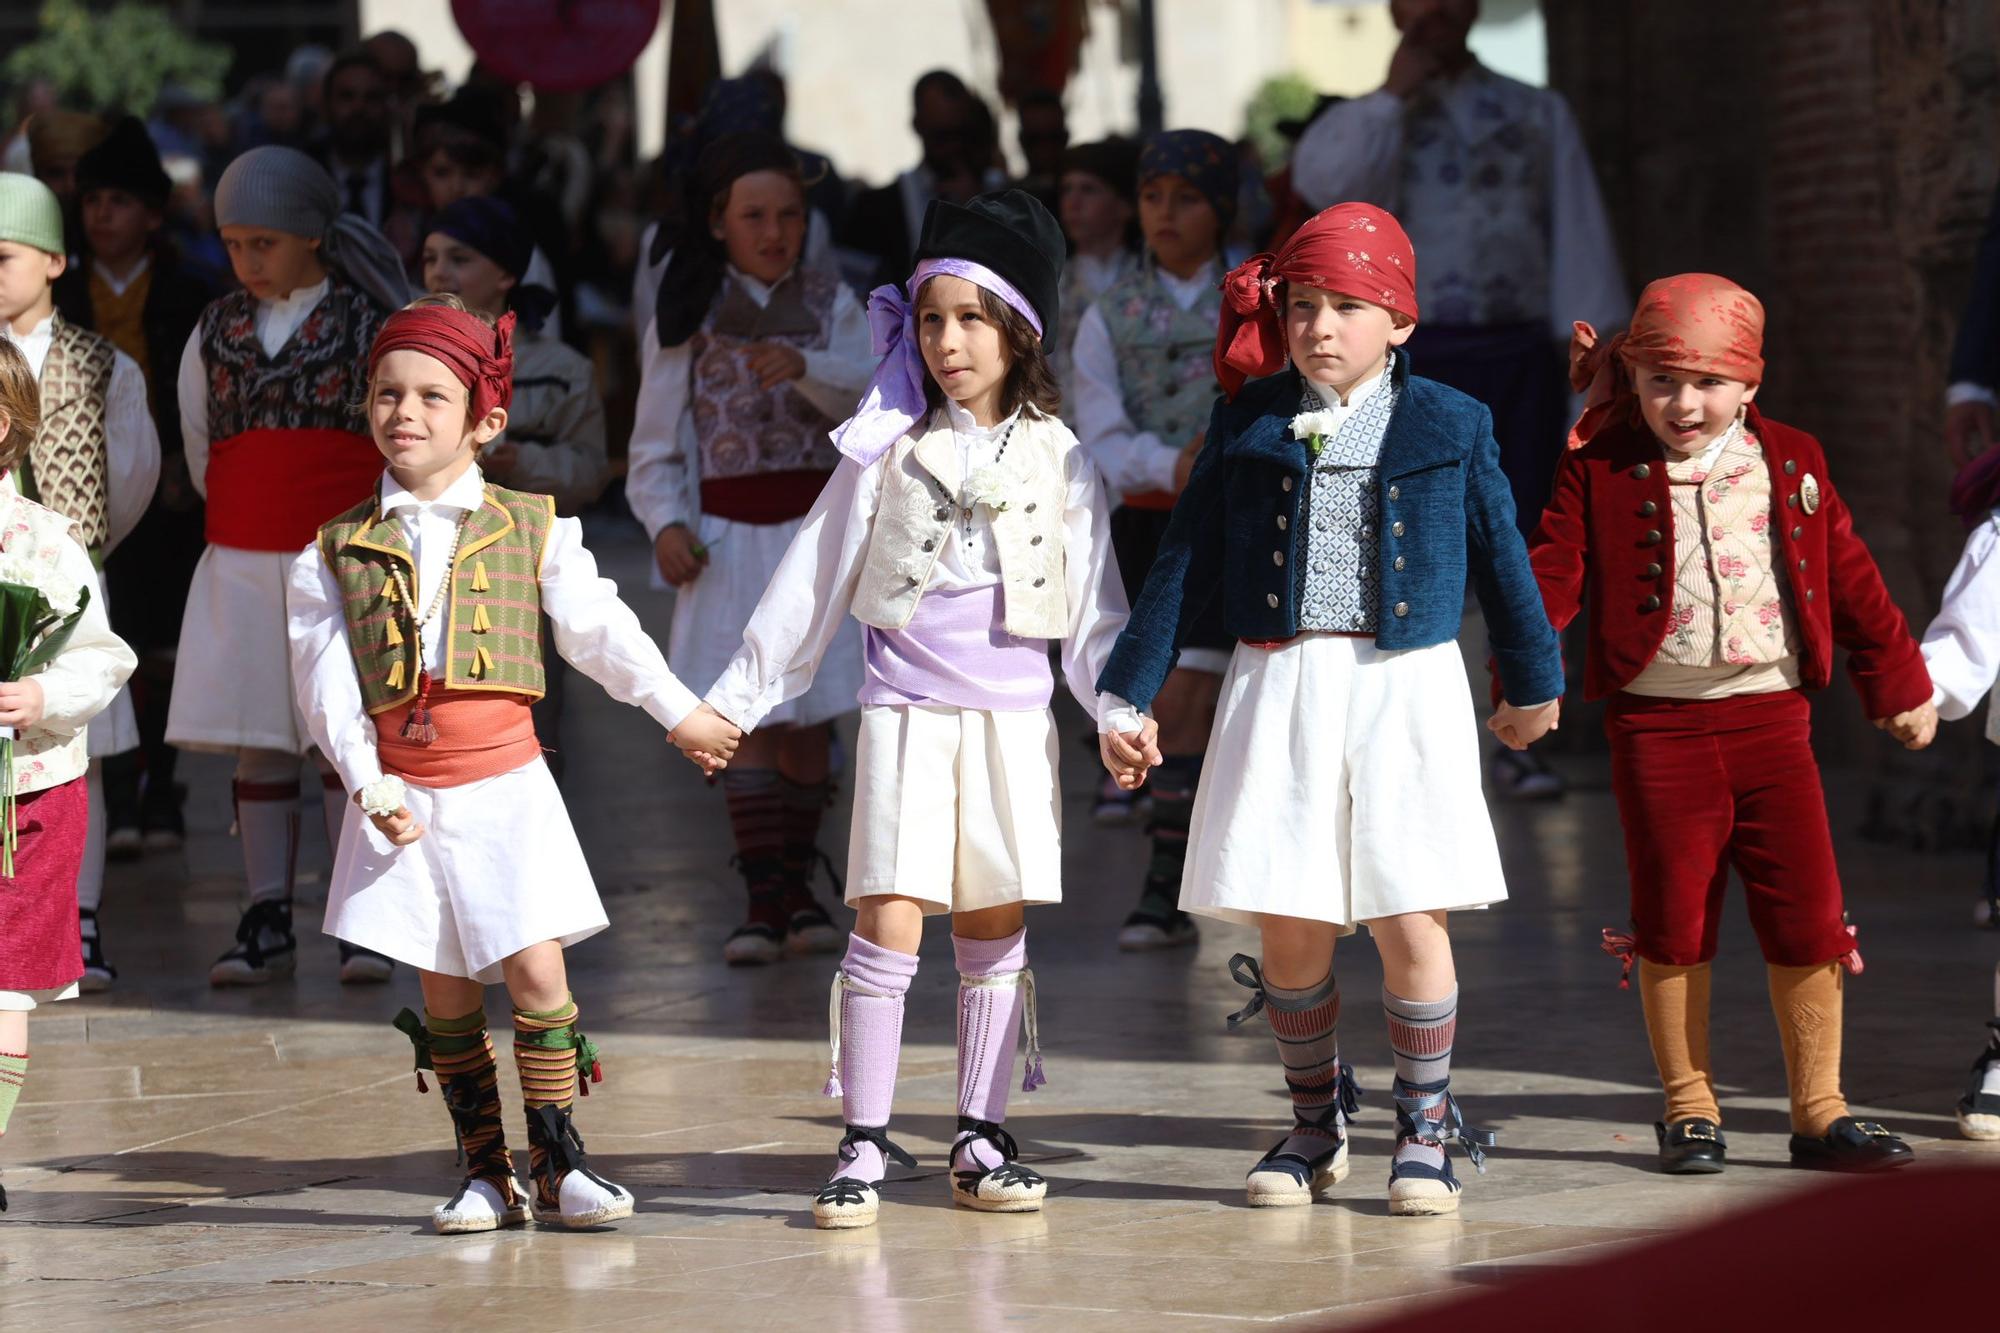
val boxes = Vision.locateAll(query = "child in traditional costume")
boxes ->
[0,172,159,992]
[0,337,139,1207]
[694,191,1154,1229]
[627,132,873,965]
[1502,273,1933,1172]
[1099,204,1561,1215]
[1050,136,1138,406]
[166,146,411,987]
[1071,130,1237,945]
[1913,476,2000,1141]
[286,296,737,1232]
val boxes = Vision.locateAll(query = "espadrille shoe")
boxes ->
[1387,1080,1494,1217]
[813,1125,917,1230]
[948,1119,1045,1213]
[433,1174,529,1234]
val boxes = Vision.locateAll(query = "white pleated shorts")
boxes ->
[847,703,1062,915]
[321,756,608,982]
[663,512,864,729]
[1181,633,1507,930]
[167,546,312,754]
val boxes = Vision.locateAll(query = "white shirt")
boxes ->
[703,409,1143,734]
[625,269,873,539]
[1922,512,2000,724]
[92,253,152,297]
[287,464,703,793]
[1070,262,1219,497]
[1291,76,1627,341]
[629,215,839,360]
[2,312,162,553]
[175,279,332,497]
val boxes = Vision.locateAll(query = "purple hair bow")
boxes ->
[828,281,927,466]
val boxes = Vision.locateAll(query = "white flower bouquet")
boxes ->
[0,552,90,874]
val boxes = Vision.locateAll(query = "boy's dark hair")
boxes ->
[916,279,1060,421]
[322,47,383,101]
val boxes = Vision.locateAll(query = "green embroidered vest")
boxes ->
[319,483,556,713]
[1095,262,1224,453]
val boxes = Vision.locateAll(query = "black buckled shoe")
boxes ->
[1788,1116,1915,1172]
[1655,1118,1726,1174]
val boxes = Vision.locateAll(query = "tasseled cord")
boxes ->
[401,669,438,744]
[961,966,1048,1093]
[1600,928,1638,990]
[821,970,849,1098]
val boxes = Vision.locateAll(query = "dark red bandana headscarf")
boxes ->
[1213,202,1419,400]
[1568,273,1765,449]
[369,305,517,421]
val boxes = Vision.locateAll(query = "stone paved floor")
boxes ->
[4,522,1998,1329]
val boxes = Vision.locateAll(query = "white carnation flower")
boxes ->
[358,774,408,818]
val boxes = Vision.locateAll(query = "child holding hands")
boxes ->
[695,191,1155,1229]
[1099,204,1564,1215]
[286,296,737,1233]
[1503,274,1932,1174]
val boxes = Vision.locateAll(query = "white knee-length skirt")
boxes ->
[847,703,1062,915]
[1181,633,1506,930]
[166,546,312,754]
[663,513,864,727]
[320,756,607,983]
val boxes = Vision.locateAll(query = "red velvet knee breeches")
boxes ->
[1605,689,1853,968]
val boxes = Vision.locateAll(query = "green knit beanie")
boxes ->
[0,173,65,256]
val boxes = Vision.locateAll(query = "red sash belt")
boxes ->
[699,469,833,525]
[374,690,542,788]
[205,427,385,551]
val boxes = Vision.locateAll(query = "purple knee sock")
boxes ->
[953,927,1041,1171]
[823,932,919,1183]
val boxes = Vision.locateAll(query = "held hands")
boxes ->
[0,678,45,730]
[1487,698,1561,751]
[743,343,807,389]
[1874,700,1938,751]
[1100,717,1163,789]
[671,702,743,774]
[654,523,709,587]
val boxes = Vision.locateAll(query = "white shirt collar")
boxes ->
[93,253,152,296]
[1154,260,1218,312]
[727,264,799,307]
[380,464,487,518]
[3,311,55,347]
[265,277,330,318]
[1300,354,1395,414]
[942,395,1022,441]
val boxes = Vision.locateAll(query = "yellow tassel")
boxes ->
[382,576,399,604]
[471,604,491,633]
[471,560,490,592]
[385,617,404,646]
[386,659,405,691]
[475,645,496,677]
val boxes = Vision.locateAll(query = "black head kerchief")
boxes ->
[75,116,172,209]
[913,188,1065,346]
[654,130,802,348]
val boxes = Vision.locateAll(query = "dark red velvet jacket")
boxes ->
[1513,405,1932,718]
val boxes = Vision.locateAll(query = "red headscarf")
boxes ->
[1568,273,1765,449]
[1213,202,1419,400]
[369,305,517,422]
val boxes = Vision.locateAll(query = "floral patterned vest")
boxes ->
[26,316,114,553]
[1094,263,1222,455]
[689,269,842,480]
[1655,425,1799,668]
[200,277,381,440]
[318,484,554,712]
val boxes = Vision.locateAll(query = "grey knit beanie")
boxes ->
[213,145,411,311]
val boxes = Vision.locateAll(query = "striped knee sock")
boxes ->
[427,1009,514,1184]
[514,996,598,1205]
[1385,987,1458,1172]
[722,768,787,924]
[1142,754,1202,891]
[0,1051,25,1134]
[778,775,831,898]
[1265,969,1349,1159]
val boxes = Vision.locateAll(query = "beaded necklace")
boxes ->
[386,510,469,745]
[959,416,1018,545]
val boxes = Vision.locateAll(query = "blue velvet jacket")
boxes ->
[1097,354,1564,711]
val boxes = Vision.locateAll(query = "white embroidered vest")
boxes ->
[0,492,95,794]
[851,410,1071,639]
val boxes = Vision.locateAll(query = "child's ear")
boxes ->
[45,251,67,282]
[1388,316,1416,347]
[470,405,508,446]
[1741,383,1759,404]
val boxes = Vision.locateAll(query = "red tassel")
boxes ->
[401,669,439,745]
[590,1060,603,1084]
[1600,928,1638,990]
[577,1076,591,1097]
[416,1071,428,1094]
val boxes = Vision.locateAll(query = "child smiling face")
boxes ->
[1283,282,1414,403]
[369,348,506,490]
[1634,366,1758,454]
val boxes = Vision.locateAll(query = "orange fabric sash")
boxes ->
[374,690,541,788]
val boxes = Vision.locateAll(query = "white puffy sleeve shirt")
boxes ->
[1922,513,2000,724]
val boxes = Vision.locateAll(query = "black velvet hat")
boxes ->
[75,116,172,208]
[913,188,1065,346]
